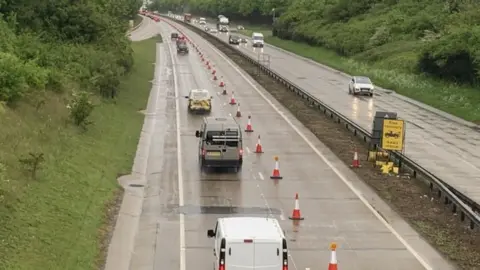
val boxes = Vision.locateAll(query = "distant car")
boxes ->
[239,38,247,43]
[204,26,210,32]
[237,25,245,30]
[348,76,374,96]
[228,35,240,45]
[185,89,212,113]
[171,32,178,39]
[210,28,218,34]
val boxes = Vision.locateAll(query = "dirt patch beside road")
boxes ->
[186,25,480,269]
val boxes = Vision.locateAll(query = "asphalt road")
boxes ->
[107,17,459,270]
[186,19,480,207]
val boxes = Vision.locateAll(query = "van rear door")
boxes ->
[226,240,254,270]
[254,239,283,270]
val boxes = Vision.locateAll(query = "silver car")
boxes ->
[195,117,243,172]
[348,76,374,96]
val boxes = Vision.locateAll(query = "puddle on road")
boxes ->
[176,205,282,216]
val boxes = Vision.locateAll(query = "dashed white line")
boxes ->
[192,26,433,270]
[258,172,264,181]
[246,147,251,153]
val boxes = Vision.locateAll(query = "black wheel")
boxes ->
[369,93,373,97]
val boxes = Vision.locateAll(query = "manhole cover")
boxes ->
[129,184,144,187]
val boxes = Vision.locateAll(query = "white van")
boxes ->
[251,32,264,48]
[207,217,288,270]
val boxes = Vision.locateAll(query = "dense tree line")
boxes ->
[152,0,480,85]
[0,0,143,104]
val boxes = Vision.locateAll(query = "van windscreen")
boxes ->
[206,130,239,147]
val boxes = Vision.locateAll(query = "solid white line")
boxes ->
[258,172,264,181]
[246,147,251,153]
[166,33,186,270]
[192,27,433,270]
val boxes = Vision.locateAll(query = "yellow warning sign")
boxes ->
[382,119,404,151]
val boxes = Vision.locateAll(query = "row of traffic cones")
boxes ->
[164,21,341,270]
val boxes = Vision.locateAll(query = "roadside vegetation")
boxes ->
[0,0,158,269]
[151,0,480,123]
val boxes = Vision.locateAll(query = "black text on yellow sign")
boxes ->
[382,119,405,151]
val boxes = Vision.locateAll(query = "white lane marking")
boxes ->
[194,29,433,270]
[166,33,186,270]
[246,147,251,154]
[258,172,264,181]
[279,213,285,220]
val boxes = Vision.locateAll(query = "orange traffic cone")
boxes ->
[206,61,209,65]
[328,243,338,270]
[229,92,236,105]
[212,69,216,75]
[236,103,242,117]
[351,148,361,168]
[255,135,263,153]
[208,65,211,70]
[245,115,253,132]
[219,81,224,87]
[289,193,304,220]
[270,156,282,179]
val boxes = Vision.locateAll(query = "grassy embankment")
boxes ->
[0,37,157,269]
[239,26,480,123]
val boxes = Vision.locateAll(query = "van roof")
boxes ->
[204,116,239,127]
[252,32,264,36]
[219,217,284,240]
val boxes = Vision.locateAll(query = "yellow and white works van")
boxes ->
[185,89,212,113]
[207,217,289,270]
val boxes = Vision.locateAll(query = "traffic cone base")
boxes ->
[222,88,227,95]
[213,75,217,80]
[270,172,282,179]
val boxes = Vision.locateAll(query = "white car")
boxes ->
[348,76,374,96]
[210,28,218,34]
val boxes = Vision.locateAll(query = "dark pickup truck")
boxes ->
[177,41,189,54]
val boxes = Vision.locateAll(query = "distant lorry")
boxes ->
[216,15,229,32]
[184,13,192,23]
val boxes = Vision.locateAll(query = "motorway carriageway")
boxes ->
[194,20,480,207]
[107,17,457,270]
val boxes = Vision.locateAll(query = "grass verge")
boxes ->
[0,37,157,270]
[182,20,480,269]
[240,27,480,123]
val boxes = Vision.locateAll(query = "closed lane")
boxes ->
[195,21,480,206]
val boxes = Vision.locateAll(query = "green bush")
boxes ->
[0,52,47,104]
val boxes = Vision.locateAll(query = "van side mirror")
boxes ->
[195,130,202,137]
[184,96,189,98]
[207,229,215,238]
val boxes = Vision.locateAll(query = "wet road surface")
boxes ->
[190,21,480,207]
[122,19,458,270]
